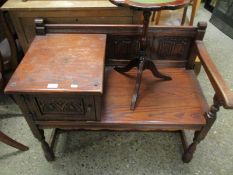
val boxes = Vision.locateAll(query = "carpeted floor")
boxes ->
[0,5,233,175]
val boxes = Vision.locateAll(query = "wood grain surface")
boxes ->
[102,68,207,126]
[4,34,106,94]
[1,0,116,10]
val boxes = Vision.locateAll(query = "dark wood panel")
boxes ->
[38,23,206,67]
[23,94,97,121]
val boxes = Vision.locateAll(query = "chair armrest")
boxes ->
[196,40,233,109]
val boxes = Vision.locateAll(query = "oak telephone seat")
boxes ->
[4,19,233,163]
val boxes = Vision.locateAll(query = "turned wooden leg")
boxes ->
[182,95,220,163]
[48,128,59,150]
[130,58,145,110]
[182,131,201,163]
[151,11,156,22]
[0,130,29,151]
[155,11,161,25]
[190,0,200,26]
[181,6,188,25]
[13,95,55,161]
[38,129,55,161]
[114,58,140,73]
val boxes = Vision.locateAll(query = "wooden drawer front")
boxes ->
[27,95,96,121]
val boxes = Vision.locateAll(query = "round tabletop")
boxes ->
[109,0,191,10]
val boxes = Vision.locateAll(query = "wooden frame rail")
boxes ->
[35,19,207,69]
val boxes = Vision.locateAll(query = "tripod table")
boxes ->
[109,0,191,110]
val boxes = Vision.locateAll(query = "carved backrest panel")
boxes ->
[106,35,140,60]
[35,21,207,68]
[149,36,191,60]
[106,35,192,60]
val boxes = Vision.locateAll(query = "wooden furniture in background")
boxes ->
[0,53,28,152]
[0,130,29,151]
[0,10,24,91]
[109,0,190,110]
[5,21,233,163]
[0,10,20,72]
[0,1,28,152]
[189,0,201,25]
[152,0,201,26]
[0,0,23,85]
[1,0,141,53]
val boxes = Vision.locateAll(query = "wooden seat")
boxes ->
[102,68,207,130]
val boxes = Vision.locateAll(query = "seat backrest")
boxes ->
[35,18,207,68]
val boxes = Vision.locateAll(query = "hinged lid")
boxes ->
[5,34,106,94]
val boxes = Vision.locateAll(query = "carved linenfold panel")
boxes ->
[148,37,191,60]
[106,35,192,63]
[36,97,85,115]
[106,35,140,60]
